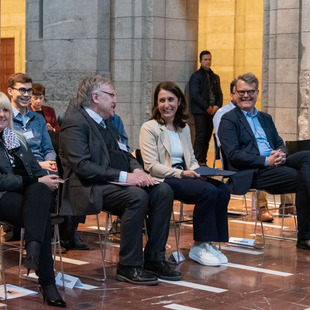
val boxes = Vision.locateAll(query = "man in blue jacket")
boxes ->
[219,72,310,250]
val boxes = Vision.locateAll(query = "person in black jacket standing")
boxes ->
[189,50,223,166]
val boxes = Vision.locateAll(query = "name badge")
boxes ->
[118,141,128,152]
[23,130,34,140]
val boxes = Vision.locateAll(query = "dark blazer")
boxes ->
[0,138,45,200]
[218,106,286,194]
[189,67,223,115]
[29,105,60,133]
[59,107,141,216]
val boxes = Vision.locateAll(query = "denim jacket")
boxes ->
[12,107,56,162]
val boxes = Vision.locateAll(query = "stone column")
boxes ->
[262,0,310,141]
[26,0,198,148]
[299,0,310,140]
[110,0,198,148]
[26,0,111,116]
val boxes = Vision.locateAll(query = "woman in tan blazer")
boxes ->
[139,81,230,267]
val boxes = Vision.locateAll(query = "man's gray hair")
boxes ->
[236,72,259,90]
[77,74,114,107]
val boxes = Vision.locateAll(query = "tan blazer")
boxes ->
[139,120,199,181]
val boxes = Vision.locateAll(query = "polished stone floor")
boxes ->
[1,195,309,310]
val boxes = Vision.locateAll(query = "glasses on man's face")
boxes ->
[99,90,115,99]
[11,87,33,96]
[236,89,256,96]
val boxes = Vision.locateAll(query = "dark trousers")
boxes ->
[164,178,230,242]
[251,151,310,239]
[99,182,173,266]
[193,113,214,164]
[0,183,55,285]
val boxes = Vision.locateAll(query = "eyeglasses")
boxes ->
[236,89,256,96]
[11,87,33,95]
[98,90,115,99]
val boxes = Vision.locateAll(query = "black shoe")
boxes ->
[296,239,310,250]
[144,260,182,281]
[39,284,66,308]
[60,240,73,251]
[116,263,158,286]
[109,218,121,235]
[72,232,90,250]
[25,241,41,274]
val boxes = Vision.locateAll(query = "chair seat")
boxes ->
[50,214,64,226]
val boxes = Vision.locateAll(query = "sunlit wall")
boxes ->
[0,0,26,73]
[198,0,263,110]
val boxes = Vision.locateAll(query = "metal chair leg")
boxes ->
[254,190,265,249]
[18,228,25,279]
[0,224,7,300]
[53,224,65,289]
[172,201,184,264]
[95,213,107,282]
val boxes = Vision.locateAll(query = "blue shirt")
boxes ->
[213,101,236,146]
[84,107,127,183]
[241,108,273,165]
[110,114,129,147]
[12,106,56,162]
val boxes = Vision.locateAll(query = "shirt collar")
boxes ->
[12,105,30,118]
[84,106,103,124]
[241,107,258,118]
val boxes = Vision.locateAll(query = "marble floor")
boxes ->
[1,195,309,310]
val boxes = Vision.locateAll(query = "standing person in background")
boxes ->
[189,50,223,166]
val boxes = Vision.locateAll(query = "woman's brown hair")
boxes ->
[151,81,188,129]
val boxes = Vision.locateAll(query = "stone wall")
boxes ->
[299,0,310,140]
[262,0,310,141]
[26,0,198,148]
[26,0,111,118]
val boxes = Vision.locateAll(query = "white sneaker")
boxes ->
[189,244,221,266]
[208,243,228,264]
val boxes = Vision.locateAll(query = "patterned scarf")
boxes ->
[2,127,20,150]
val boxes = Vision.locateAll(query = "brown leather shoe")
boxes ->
[279,204,296,215]
[257,209,274,222]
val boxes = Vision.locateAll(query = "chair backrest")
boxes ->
[213,133,221,161]
[285,139,310,155]
[220,148,229,171]
[135,149,144,168]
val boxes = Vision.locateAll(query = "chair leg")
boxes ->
[0,225,7,300]
[281,195,287,232]
[53,224,65,289]
[254,190,265,249]
[19,228,25,278]
[172,201,183,264]
[96,213,107,281]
